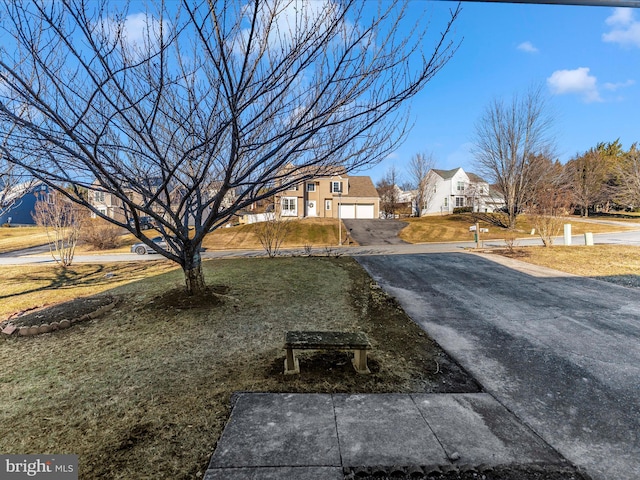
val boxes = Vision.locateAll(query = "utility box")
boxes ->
[564,224,572,246]
[585,232,594,246]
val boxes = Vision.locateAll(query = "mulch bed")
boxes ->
[1,295,118,331]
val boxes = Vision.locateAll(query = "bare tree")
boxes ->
[376,164,402,218]
[564,148,609,217]
[256,212,291,257]
[615,143,640,209]
[525,158,571,246]
[0,0,459,295]
[407,152,435,217]
[33,191,87,267]
[473,86,555,229]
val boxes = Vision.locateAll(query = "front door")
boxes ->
[307,200,317,217]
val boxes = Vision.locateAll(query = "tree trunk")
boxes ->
[183,252,206,296]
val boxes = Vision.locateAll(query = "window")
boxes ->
[307,183,316,192]
[325,200,331,210]
[281,197,298,216]
[330,181,343,193]
[456,181,465,192]
[288,184,298,191]
[94,191,105,203]
[92,206,107,219]
[455,197,465,207]
[443,198,448,207]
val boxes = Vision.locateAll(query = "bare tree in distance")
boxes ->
[525,157,571,247]
[33,191,87,267]
[615,143,640,210]
[564,148,609,217]
[472,86,555,229]
[377,164,403,218]
[0,0,460,295]
[408,152,436,217]
[257,212,292,258]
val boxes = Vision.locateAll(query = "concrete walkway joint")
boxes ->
[204,392,567,479]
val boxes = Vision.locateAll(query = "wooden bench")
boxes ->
[284,331,371,375]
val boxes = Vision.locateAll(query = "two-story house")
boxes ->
[275,165,380,219]
[89,179,237,226]
[422,167,504,215]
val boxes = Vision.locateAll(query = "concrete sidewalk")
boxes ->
[204,392,570,479]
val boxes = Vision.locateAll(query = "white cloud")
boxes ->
[547,67,602,103]
[235,0,347,55]
[98,12,170,54]
[517,41,538,53]
[603,8,640,48]
[605,7,634,27]
[603,79,635,91]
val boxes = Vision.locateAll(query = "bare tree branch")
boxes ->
[472,85,555,229]
[0,0,460,294]
[408,152,436,217]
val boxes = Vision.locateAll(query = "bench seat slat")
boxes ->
[285,331,371,350]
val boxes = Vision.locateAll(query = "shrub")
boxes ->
[453,207,473,214]
[81,218,123,250]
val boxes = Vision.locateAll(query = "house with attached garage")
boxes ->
[421,167,504,215]
[275,165,380,219]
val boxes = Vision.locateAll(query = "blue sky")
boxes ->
[359,2,640,185]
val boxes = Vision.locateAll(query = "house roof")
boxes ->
[432,168,462,180]
[280,163,348,178]
[345,176,379,198]
[432,168,488,184]
[467,172,488,184]
[2,180,43,203]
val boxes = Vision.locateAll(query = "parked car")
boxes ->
[131,236,167,255]
[128,216,156,230]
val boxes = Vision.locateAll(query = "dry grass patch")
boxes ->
[399,214,531,243]
[203,217,341,250]
[0,261,177,319]
[0,257,477,479]
[0,226,49,253]
[400,214,637,244]
[495,245,640,288]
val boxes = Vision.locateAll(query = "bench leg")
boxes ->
[284,348,300,375]
[352,349,370,374]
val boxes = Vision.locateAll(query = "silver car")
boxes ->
[131,236,167,255]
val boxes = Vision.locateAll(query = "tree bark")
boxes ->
[183,252,206,296]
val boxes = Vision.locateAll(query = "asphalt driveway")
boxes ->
[342,219,408,246]
[355,252,640,480]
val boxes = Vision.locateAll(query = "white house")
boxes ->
[421,168,504,215]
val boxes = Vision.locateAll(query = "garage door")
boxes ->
[339,204,375,219]
[356,204,375,219]
[339,204,356,219]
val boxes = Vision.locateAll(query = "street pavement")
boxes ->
[355,251,640,480]
[3,229,640,265]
